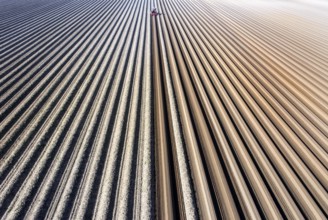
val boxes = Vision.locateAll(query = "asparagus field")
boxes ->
[1,0,328,219]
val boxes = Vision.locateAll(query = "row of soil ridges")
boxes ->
[1,0,328,219]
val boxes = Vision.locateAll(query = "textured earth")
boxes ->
[1,0,328,219]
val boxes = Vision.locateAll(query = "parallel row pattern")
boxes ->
[1,0,328,219]
[1,0,155,219]
[153,0,328,219]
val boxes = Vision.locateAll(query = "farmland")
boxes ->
[1,0,328,219]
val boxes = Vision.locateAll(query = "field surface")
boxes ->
[1,0,328,219]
